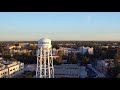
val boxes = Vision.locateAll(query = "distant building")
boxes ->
[102,46,109,48]
[112,46,120,48]
[88,47,94,55]
[79,46,88,54]
[52,48,57,55]
[19,43,29,47]
[9,46,16,49]
[57,47,72,56]
[79,46,94,55]
[0,57,3,60]
[57,46,94,55]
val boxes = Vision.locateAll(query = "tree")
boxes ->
[116,73,120,78]
[56,57,62,64]
[81,56,89,65]
[1,48,5,55]
[58,50,64,58]
[68,52,77,64]
[114,48,120,64]
[10,58,17,61]
[112,66,120,78]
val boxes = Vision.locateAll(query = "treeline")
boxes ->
[1,41,120,47]
[2,54,37,64]
[52,41,120,48]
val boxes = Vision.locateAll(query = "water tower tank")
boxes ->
[38,38,51,48]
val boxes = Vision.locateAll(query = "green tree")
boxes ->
[81,56,89,65]
[10,58,17,61]
[116,73,120,78]
[68,52,77,64]
[114,48,120,64]
[1,48,5,55]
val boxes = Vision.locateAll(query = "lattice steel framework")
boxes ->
[36,47,54,78]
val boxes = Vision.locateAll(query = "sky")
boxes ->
[0,12,120,41]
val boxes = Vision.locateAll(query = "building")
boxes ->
[79,46,94,55]
[54,64,80,78]
[58,47,75,56]
[52,48,57,55]
[63,49,69,56]
[96,59,114,75]
[19,43,29,47]
[79,46,88,54]
[87,64,105,78]
[0,59,24,78]
[88,47,94,55]
[9,46,16,50]
[66,46,94,55]
[10,49,32,54]
[102,46,109,48]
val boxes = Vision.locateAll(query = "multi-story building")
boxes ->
[79,46,94,55]
[19,43,29,47]
[10,49,32,54]
[67,46,94,55]
[0,59,24,78]
[102,46,109,48]
[9,46,16,49]
[58,47,74,56]
[88,47,94,55]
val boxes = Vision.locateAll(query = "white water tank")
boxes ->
[38,38,51,48]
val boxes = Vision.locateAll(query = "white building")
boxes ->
[0,59,24,78]
[52,48,57,55]
[79,46,94,55]
[102,46,109,48]
[19,43,29,47]
[57,46,94,55]
[88,47,94,55]
[58,47,76,56]
[10,49,32,54]
[9,46,16,49]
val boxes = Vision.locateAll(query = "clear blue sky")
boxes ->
[0,12,120,41]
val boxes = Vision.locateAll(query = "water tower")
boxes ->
[36,38,54,78]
